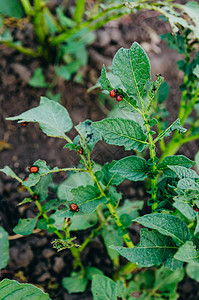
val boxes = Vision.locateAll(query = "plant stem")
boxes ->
[181,86,199,126]
[1,41,41,57]
[142,113,158,211]
[36,199,83,270]
[88,166,135,248]
[159,86,199,160]
[33,0,48,50]
[74,0,86,23]
[20,0,32,16]
[79,223,104,253]
[38,167,88,178]
[113,261,139,280]
[63,224,84,271]
[51,4,126,45]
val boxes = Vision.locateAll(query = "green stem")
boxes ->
[142,113,158,211]
[74,0,86,23]
[20,0,32,15]
[38,167,88,178]
[113,261,139,280]
[159,140,181,162]
[33,0,48,47]
[1,41,41,57]
[88,167,134,248]
[181,86,199,126]
[63,224,84,271]
[70,246,84,272]
[51,4,126,45]
[160,86,199,160]
[79,223,104,253]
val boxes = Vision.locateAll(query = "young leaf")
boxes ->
[85,267,104,280]
[58,172,93,201]
[161,33,186,54]
[166,165,199,179]
[177,178,199,190]
[173,201,197,220]
[112,42,151,101]
[0,0,23,18]
[101,161,124,186]
[110,156,148,181]
[91,275,117,300]
[42,199,62,212]
[0,227,9,270]
[157,155,195,170]
[102,225,123,260]
[135,214,190,245]
[92,118,147,151]
[111,228,177,267]
[70,213,98,231]
[155,118,186,141]
[13,218,37,235]
[62,275,88,294]
[71,185,107,214]
[174,241,199,263]
[75,120,102,150]
[186,262,199,282]
[0,279,51,299]
[0,166,21,182]
[6,97,73,139]
[146,74,164,111]
[194,214,199,236]
[116,199,144,219]
[22,159,52,188]
[33,173,52,201]
[193,65,199,78]
[154,266,184,296]
[155,81,170,104]
[29,68,48,88]
[100,65,113,91]
[182,1,199,39]
[164,257,183,271]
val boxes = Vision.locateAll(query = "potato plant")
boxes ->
[1,40,199,299]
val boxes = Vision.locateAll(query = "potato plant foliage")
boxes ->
[1,41,199,299]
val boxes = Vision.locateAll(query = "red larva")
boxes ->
[24,176,29,182]
[29,166,39,173]
[109,89,118,98]
[193,205,199,212]
[33,195,39,201]
[70,203,79,212]
[21,122,29,126]
[78,147,83,155]
[116,94,124,102]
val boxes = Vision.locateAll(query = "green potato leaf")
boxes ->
[156,118,186,141]
[110,156,148,182]
[71,185,107,214]
[135,214,190,245]
[111,228,177,267]
[13,218,37,235]
[174,241,199,263]
[92,118,147,151]
[0,279,51,299]
[0,227,9,270]
[157,155,195,170]
[91,275,117,300]
[112,42,151,101]
[6,97,73,139]
[62,275,88,294]
[186,262,199,282]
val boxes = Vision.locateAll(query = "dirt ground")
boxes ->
[0,3,199,299]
